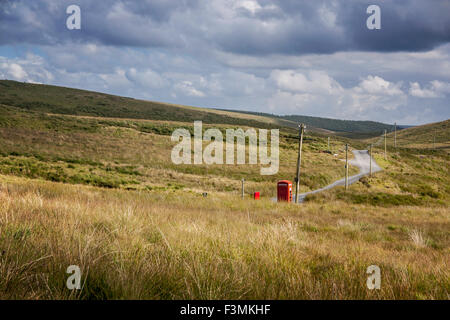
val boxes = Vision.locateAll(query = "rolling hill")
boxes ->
[218,109,399,135]
[0,102,361,195]
[0,80,287,130]
[1,80,397,135]
[386,119,449,150]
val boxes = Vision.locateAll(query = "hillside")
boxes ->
[220,110,398,135]
[0,103,360,196]
[385,119,449,150]
[1,80,396,135]
[0,80,289,131]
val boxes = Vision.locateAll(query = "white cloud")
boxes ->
[356,75,403,96]
[174,81,205,97]
[409,82,440,98]
[409,80,450,98]
[98,68,131,91]
[4,63,28,80]
[235,0,262,14]
[0,54,53,83]
[268,72,407,118]
[431,80,450,94]
[125,68,167,89]
[270,70,342,95]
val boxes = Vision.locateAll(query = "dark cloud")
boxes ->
[212,0,450,55]
[1,0,449,54]
[340,0,450,52]
[0,0,193,47]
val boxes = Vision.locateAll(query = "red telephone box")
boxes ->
[277,180,293,202]
[254,192,260,200]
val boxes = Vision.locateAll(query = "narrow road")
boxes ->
[294,150,382,203]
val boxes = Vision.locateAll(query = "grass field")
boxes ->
[0,172,448,299]
[0,103,360,196]
[386,120,450,151]
[0,82,448,299]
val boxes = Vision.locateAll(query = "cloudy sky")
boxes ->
[1,0,449,125]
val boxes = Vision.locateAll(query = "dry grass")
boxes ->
[0,175,448,300]
[408,229,428,248]
[370,119,450,152]
[0,105,359,196]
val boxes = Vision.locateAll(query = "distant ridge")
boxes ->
[217,109,405,134]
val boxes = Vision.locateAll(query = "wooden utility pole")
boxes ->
[294,124,305,203]
[384,129,387,160]
[327,137,330,151]
[394,123,397,148]
[241,179,245,199]
[369,144,372,177]
[345,144,349,190]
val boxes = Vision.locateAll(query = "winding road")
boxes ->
[293,150,382,203]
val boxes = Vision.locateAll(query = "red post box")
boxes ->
[254,192,260,200]
[277,180,293,202]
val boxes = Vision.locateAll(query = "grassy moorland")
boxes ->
[0,169,448,299]
[0,103,359,196]
[0,82,448,299]
[386,119,449,151]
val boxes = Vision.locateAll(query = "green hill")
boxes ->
[364,119,449,151]
[1,80,399,135]
[0,80,285,130]
[280,115,399,133]
[388,119,449,150]
[219,110,398,134]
